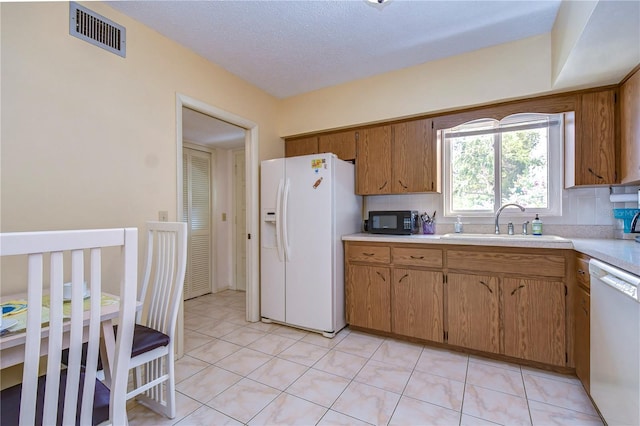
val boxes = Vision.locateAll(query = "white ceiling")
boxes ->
[108,0,563,99]
[182,107,245,149]
[110,0,639,148]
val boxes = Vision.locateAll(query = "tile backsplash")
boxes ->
[364,185,640,239]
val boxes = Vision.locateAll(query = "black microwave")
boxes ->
[368,210,419,235]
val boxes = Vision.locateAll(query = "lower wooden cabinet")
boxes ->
[392,268,443,342]
[574,285,590,391]
[345,264,391,332]
[574,253,592,391]
[502,278,566,366]
[344,241,571,368]
[446,273,500,354]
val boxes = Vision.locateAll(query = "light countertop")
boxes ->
[343,233,640,276]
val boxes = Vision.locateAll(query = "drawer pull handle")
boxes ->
[363,252,375,256]
[399,274,409,283]
[398,180,408,189]
[510,284,526,296]
[578,269,586,275]
[478,281,493,293]
[582,307,589,316]
[378,181,388,190]
[410,255,424,259]
[376,271,386,282]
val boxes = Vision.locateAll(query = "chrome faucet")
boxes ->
[495,203,525,234]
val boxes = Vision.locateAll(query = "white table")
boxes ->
[0,293,140,386]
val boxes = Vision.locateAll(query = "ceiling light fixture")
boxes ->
[365,0,391,7]
[364,0,391,10]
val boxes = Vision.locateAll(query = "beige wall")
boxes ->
[0,2,281,294]
[278,34,553,137]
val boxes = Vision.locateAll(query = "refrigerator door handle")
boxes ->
[282,178,292,261]
[275,179,284,262]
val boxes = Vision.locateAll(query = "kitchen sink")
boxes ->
[441,233,568,242]
[440,233,573,248]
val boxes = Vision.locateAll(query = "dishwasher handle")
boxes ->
[589,259,640,285]
[589,259,640,301]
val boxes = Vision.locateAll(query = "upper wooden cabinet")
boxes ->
[392,119,439,193]
[285,131,356,161]
[285,136,318,158]
[567,89,618,186]
[318,130,356,162]
[620,68,640,184]
[355,119,439,195]
[356,125,392,194]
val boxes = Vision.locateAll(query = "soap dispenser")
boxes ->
[532,214,543,235]
[454,216,464,233]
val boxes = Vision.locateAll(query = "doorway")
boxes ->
[176,94,259,324]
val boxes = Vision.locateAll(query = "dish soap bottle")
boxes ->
[532,214,543,235]
[454,216,464,233]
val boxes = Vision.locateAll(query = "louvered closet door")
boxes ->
[183,148,212,299]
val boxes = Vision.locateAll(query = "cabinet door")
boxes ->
[392,268,443,342]
[345,264,391,332]
[319,130,356,161]
[285,136,318,157]
[392,119,438,193]
[574,285,590,391]
[621,69,640,184]
[576,90,617,185]
[502,278,566,366]
[447,273,499,354]
[356,125,392,195]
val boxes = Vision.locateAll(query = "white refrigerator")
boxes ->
[260,153,361,337]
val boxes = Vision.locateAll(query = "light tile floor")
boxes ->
[128,290,603,426]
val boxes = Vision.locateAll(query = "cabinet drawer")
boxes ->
[346,245,390,264]
[392,247,443,268]
[576,256,590,290]
[447,250,565,278]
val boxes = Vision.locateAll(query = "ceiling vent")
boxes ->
[69,2,126,58]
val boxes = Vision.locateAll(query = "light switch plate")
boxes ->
[159,211,168,222]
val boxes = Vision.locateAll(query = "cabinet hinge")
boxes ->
[431,121,434,129]
[247,233,251,240]
[444,331,448,341]
[443,274,447,284]
[566,352,568,363]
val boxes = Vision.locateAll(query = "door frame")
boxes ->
[232,148,246,291]
[176,94,260,322]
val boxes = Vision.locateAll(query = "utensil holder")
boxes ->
[422,221,436,235]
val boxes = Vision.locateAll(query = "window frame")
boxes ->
[441,113,564,218]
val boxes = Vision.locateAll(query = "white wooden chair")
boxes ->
[127,221,187,419]
[0,228,138,426]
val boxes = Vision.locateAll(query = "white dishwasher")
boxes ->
[589,259,640,426]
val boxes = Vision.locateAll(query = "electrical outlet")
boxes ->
[158,211,168,222]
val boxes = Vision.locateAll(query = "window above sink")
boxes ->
[440,113,565,218]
